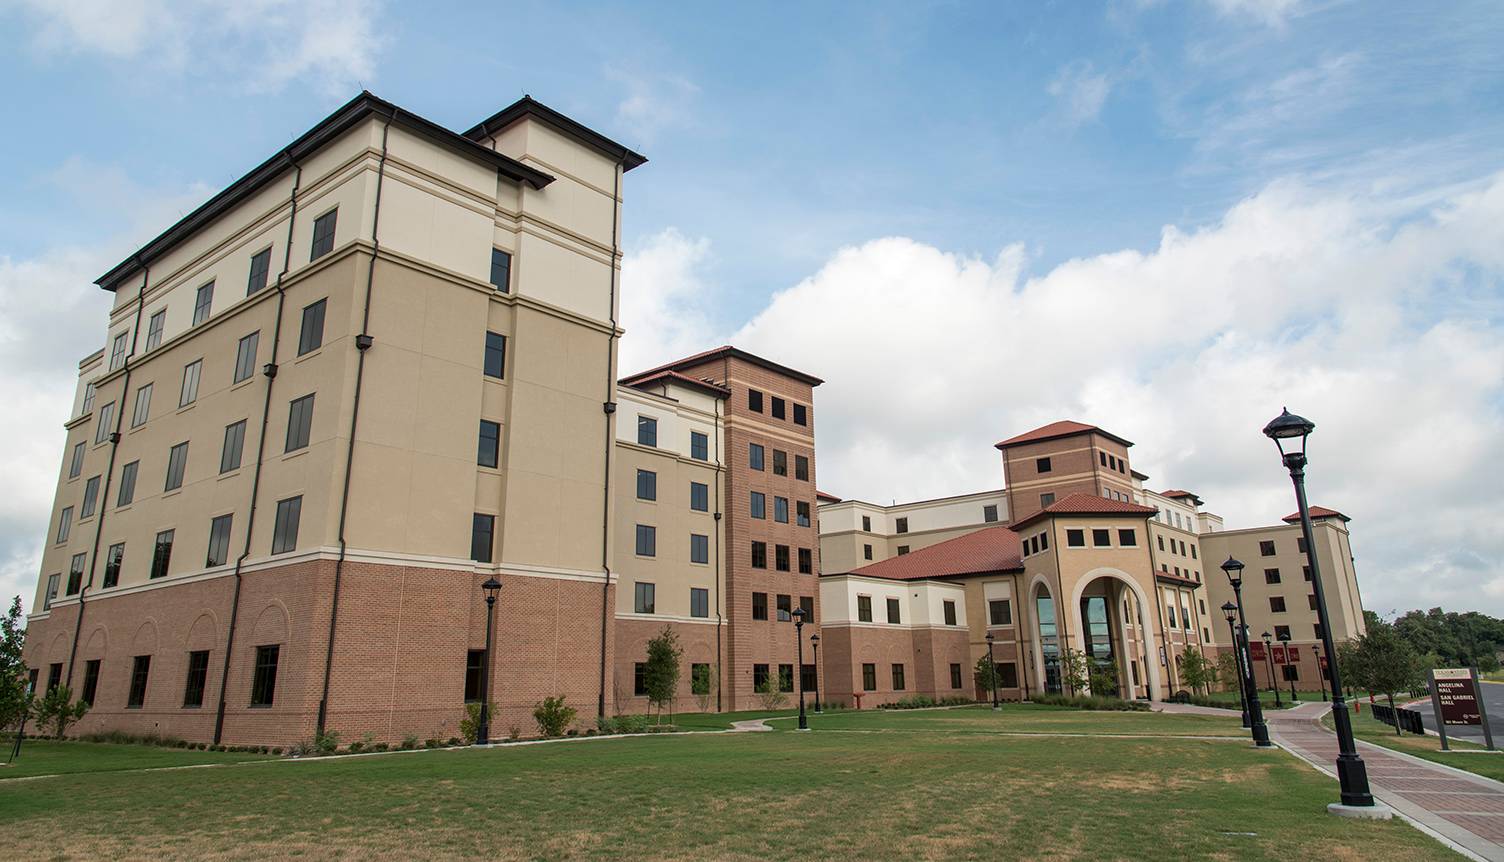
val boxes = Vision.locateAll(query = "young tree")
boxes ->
[1353,622,1424,735]
[0,597,28,732]
[1058,648,1090,695]
[642,627,683,724]
[1179,647,1215,697]
[755,675,788,710]
[32,685,88,739]
[692,663,717,713]
[1215,651,1240,694]
[974,655,1000,697]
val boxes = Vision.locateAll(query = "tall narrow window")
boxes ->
[151,529,174,579]
[127,655,151,708]
[891,664,906,691]
[464,650,485,702]
[56,507,72,544]
[749,443,764,471]
[116,461,138,507]
[234,331,260,383]
[858,595,873,622]
[285,394,315,452]
[771,397,786,419]
[207,514,233,567]
[690,533,709,564]
[145,310,166,351]
[793,404,807,426]
[774,497,789,524]
[82,659,100,706]
[690,587,709,617]
[131,384,153,428]
[634,582,655,614]
[193,282,214,325]
[635,524,656,557]
[943,600,958,626]
[862,663,876,691]
[81,475,100,518]
[272,496,302,554]
[895,517,908,534]
[795,455,809,481]
[67,553,86,595]
[751,541,767,569]
[483,331,507,379]
[247,247,272,295]
[773,450,787,476]
[109,332,129,370]
[777,594,792,621]
[636,469,657,501]
[490,248,512,292]
[748,389,763,412]
[798,548,813,574]
[310,209,337,260]
[752,592,768,620]
[180,359,202,407]
[478,420,501,468]
[799,595,814,619]
[221,420,247,473]
[637,416,657,447]
[690,431,708,461]
[183,650,210,707]
[81,382,96,416]
[103,543,124,588]
[165,442,189,491]
[775,545,790,572]
[471,513,495,563]
[796,501,811,528]
[690,481,709,512]
[69,441,85,478]
[94,402,115,443]
[250,645,280,707]
[750,492,765,519]
[298,298,326,355]
[887,597,901,624]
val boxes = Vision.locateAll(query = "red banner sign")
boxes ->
[1288,645,1300,662]
[1248,641,1266,660]
[1272,645,1287,663]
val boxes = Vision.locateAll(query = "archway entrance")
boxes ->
[1034,584,1062,694]
[1068,570,1162,702]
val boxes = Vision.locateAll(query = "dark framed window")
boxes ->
[180,359,202,407]
[1000,663,1019,688]
[635,524,656,557]
[1117,528,1136,547]
[690,533,709,565]
[777,594,791,622]
[772,450,787,476]
[103,543,124,589]
[1303,566,1312,581]
[117,460,138,507]
[234,331,259,383]
[886,597,901,624]
[247,247,272,295]
[46,663,61,693]
[483,331,507,379]
[82,659,101,706]
[489,248,512,292]
[56,507,72,544]
[221,420,247,473]
[146,310,165,351]
[108,332,128,370]
[897,545,909,555]
[1158,535,1166,551]
[895,517,908,534]
[151,530,174,579]
[858,595,872,622]
[1259,540,1276,556]
[310,209,337,260]
[748,390,763,412]
[1092,529,1111,547]
[690,431,708,461]
[750,491,766,519]
[637,416,657,447]
[983,504,999,523]
[692,663,711,695]
[1274,625,1291,640]
[795,454,809,481]
[863,543,873,560]
[634,582,655,614]
[891,664,906,691]
[774,497,789,524]
[478,420,501,468]
[793,403,807,426]
[778,664,794,693]
[164,442,189,492]
[272,496,302,554]
[1040,532,1049,551]
[81,382,95,415]
[748,443,764,470]
[798,547,812,574]
[862,663,877,691]
[127,655,151,708]
[1040,492,1056,507]
[250,645,280,707]
[471,514,495,563]
[690,481,709,512]
[775,544,790,572]
[949,663,963,689]
[1269,596,1287,613]
[69,441,85,478]
[801,663,817,692]
[285,394,315,452]
[298,298,326,355]
[989,599,1012,626]
[943,600,957,626]
[752,592,768,620]
[771,397,786,420]
[67,553,86,595]
[635,662,648,696]
[751,541,766,568]
[464,649,485,702]
[94,401,114,443]
[799,595,814,620]
[207,514,233,567]
[1297,537,1308,554]
[690,587,709,618]
[81,476,100,518]
[861,515,871,531]
[193,282,214,326]
[1036,456,1052,473]
[1264,568,1281,584]
[636,469,657,501]
[1309,594,1318,611]
[796,501,811,528]
[752,664,769,691]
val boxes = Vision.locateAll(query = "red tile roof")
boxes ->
[1009,492,1159,531]
[619,345,823,387]
[1283,506,1350,523]
[1159,489,1204,505]
[842,525,1023,581]
[619,369,730,399]
[994,420,1133,449]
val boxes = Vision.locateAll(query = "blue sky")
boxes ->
[1,0,1502,617]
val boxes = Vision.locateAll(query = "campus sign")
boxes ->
[1428,667,1495,751]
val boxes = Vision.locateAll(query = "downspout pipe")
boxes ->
[213,155,301,744]
[713,371,724,713]
[597,156,625,719]
[316,114,392,736]
[64,260,148,688]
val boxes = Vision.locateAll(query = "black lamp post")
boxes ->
[1221,602,1249,728]
[792,607,809,730]
[1278,630,1298,702]
[1221,557,1271,747]
[985,633,1000,710]
[810,633,823,714]
[1264,408,1374,808]
[1262,631,1282,707]
[476,577,502,746]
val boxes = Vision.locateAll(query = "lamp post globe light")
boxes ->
[476,577,502,746]
[1221,557,1271,747]
[1221,602,1250,728]
[985,633,1001,711]
[1264,408,1378,811]
[1278,630,1298,702]
[792,607,809,731]
[1262,631,1282,707]
[810,633,823,714]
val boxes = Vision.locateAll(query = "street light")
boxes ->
[1262,631,1282,707]
[1221,602,1249,728]
[810,633,823,714]
[985,633,1000,710]
[476,577,502,746]
[1264,408,1375,809]
[792,607,809,730]
[1278,629,1297,702]
[1221,557,1271,747]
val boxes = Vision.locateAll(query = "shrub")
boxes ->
[32,685,89,739]
[271,747,283,756]
[348,741,366,753]
[400,734,419,751]
[754,677,788,711]
[604,714,650,734]
[533,696,578,738]
[370,742,389,752]
[460,702,496,744]
[507,725,522,741]
[314,729,341,755]
[596,715,616,734]
[425,738,442,749]
[1029,693,1149,712]
[446,737,462,747]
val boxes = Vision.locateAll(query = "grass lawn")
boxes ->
[0,738,269,780]
[1194,688,1308,710]
[768,703,1247,737]
[1323,708,1504,784]
[0,708,1455,860]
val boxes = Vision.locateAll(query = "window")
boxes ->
[1297,537,1308,554]
[1191,546,1198,559]
[861,515,871,532]
[180,359,202,407]
[193,282,214,325]
[690,533,709,565]
[46,663,62,693]
[771,397,786,420]
[151,530,174,579]
[1036,456,1052,473]
[81,382,96,415]
[464,650,484,703]
[162,441,189,492]
[943,600,957,626]
[483,332,507,379]
[234,332,260,383]
[1158,535,1165,551]
[897,545,909,555]
[857,595,873,622]
[752,592,768,620]
[635,663,648,696]
[272,496,302,554]
[1274,625,1291,640]
[637,416,657,447]
[1264,568,1281,585]
[471,513,495,562]
[636,469,657,501]
[794,454,809,481]
[750,492,766,519]
[778,664,794,692]
[886,597,901,624]
[67,553,86,595]
[801,663,817,692]
[1259,540,1276,556]
[310,209,337,260]
[103,543,124,589]
[117,461,138,507]
[988,599,1012,626]
[690,431,708,461]
[634,582,655,614]
[1100,451,1108,467]
[285,394,314,452]
[298,298,326,355]
[863,544,873,560]
[82,659,100,706]
[127,655,151,708]
[1117,528,1136,547]
[247,247,272,295]
[1090,529,1110,547]
[56,507,72,544]
[1314,623,1326,639]
[1303,565,1313,581]
[983,504,999,523]
[635,524,656,557]
[221,420,247,473]
[109,331,128,370]
[891,664,906,691]
[95,402,115,443]
[862,663,877,691]
[752,664,769,691]
[690,482,709,512]
[773,449,787,476]
[777,594,792,622]
[1040,492,1056,507]
[1282,664,1299,682]
[146,310,165,351]
[207,514,233,567]
[775,545,790,572]
[774,497,789,524]
[690,587,709,618]
[81,475,100,518]
[489,248,512,292]
[799,595,814,620]
[748,389,763,412]
[1269,596,1287,613]
[1308,594,1319,611]
[950,663,963,689]
[793,403,807,426]
[129,384,152,428]
[798,547,812,574]
[692,663,711,695]
[69,441,85,478]
[796,501,811,528]
[1000,663,1019,688]
[895,517,908,534]
[749,443,764,470]
[1040,532,1049,551]
[1167,606,1177,628]
[751,541,767,568]
[248,644,281,707]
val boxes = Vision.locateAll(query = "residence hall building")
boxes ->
[816,420,1367,706]
[22,90,669,746]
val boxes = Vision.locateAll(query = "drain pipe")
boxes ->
[64,260,148,688]
[213,155,301,744]
[316,114,392,736]
[714,358,727,712]
[596,156,625,719]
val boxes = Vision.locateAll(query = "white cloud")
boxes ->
[618,228,717,375]
[608,67,700,146]
[1205,0,1304,27]
[3,0,384,94]
[1048,60,1113,125]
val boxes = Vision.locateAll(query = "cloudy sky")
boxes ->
[1,1,1500,618]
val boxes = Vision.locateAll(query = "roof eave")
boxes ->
[464,96,648,171]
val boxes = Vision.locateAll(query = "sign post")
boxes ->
[1431,667,1495,751]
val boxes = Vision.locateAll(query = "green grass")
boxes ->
[767,703,1246,736]
[0,738,268,780]
[1193,688,1304,710]
[1323,708,1504,784]
[0,708,1454,860]
[653,708,800,731]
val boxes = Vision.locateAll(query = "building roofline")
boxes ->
[619,369,730,400]
[96,91,555,293]
[463,95,648,171]
[1008,493,1159,532]
[620,345,824,387]
[994,421,1134,450]
[817,488,1007,511]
